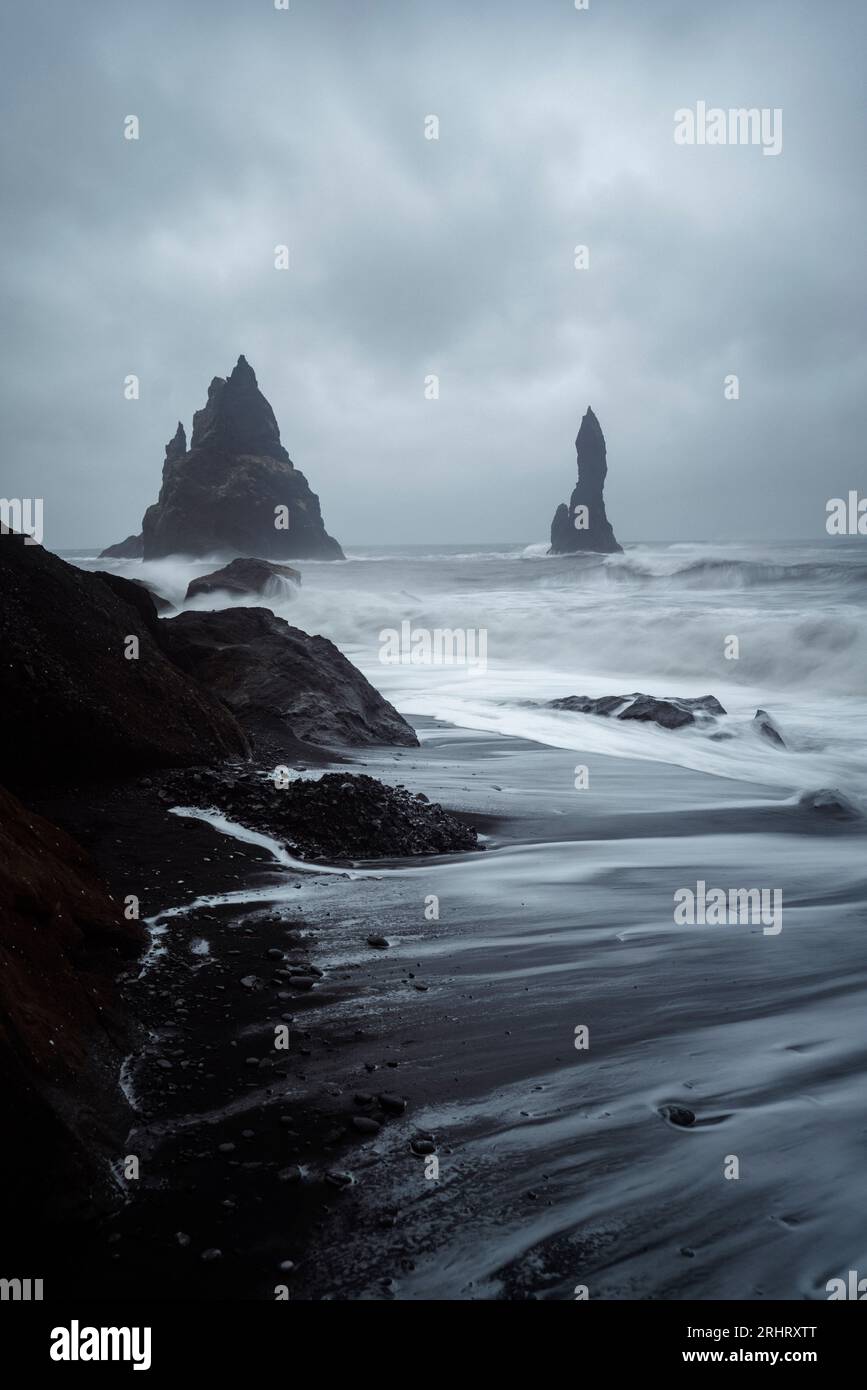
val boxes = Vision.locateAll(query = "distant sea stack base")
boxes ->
[549,407,622,555]
[100,356,345,562]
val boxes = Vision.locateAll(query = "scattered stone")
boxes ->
[659,1104,696,1128]
[367,935,390,949]
[325,1170,354,1189]
[410,1136,436,1156]
[352,1116,381,1135]
[379,1094,407,1115]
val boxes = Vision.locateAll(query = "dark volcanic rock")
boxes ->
[100,357,344,562]
[0,782,144,1217]
[0,534,250,782]
[99,533,144,560]
[93,570,162,631]
[158,606,418,749]
[753,709,786,747]
[549,407,622,555]
[162,768,479,860]
[185,557,301,602]
[798,788,861,820]
[548,692,725,730]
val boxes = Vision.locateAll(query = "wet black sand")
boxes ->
[21,719,867,1301]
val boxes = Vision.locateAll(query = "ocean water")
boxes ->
[77,538,867,804]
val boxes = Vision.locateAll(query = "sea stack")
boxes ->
[548,407,622,555]
[101,356,344,561]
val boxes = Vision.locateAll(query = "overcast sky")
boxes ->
[1,0,864,549]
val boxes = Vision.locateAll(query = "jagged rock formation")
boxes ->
[0,533,250,780]
[159,606,419,750]
[185,557,301,601]
[100,356,344,562]
[549,407,622,555]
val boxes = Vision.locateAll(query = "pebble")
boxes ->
[379,1093,407,1115]
[660,1104,696,1128]
[325,1170,354,1189]
[367,936,390,949]
[352,1116,381,1135]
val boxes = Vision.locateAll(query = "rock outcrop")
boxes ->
[0,533,250,782]
[100,533,143,560]
[0,782,144,1217]
[161,768,477,860]
[100,357,344,562]
[549,407,622,555]
[158,606,418,750]
[548,692,725,729]
[185,557,301,602]
[753,709,786,747]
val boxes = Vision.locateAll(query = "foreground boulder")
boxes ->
[0,782,144,1217]
[0,534,249,782]
[548,692,725,730]
[549,407,622,555]
[185,556,301,602]
[100,356,344,562]
[164,768,478,860]
[158,606,418,749]
[93,570,164,630]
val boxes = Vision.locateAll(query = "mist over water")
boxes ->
[80,538,867,800]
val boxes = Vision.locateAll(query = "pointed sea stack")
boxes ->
[101,357,344,561]
[549,407,622,555]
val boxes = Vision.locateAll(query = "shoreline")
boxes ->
[21,717,867,1299]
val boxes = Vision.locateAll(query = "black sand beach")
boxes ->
[21,716,867,1301]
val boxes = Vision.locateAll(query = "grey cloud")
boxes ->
[1,0,865,548]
